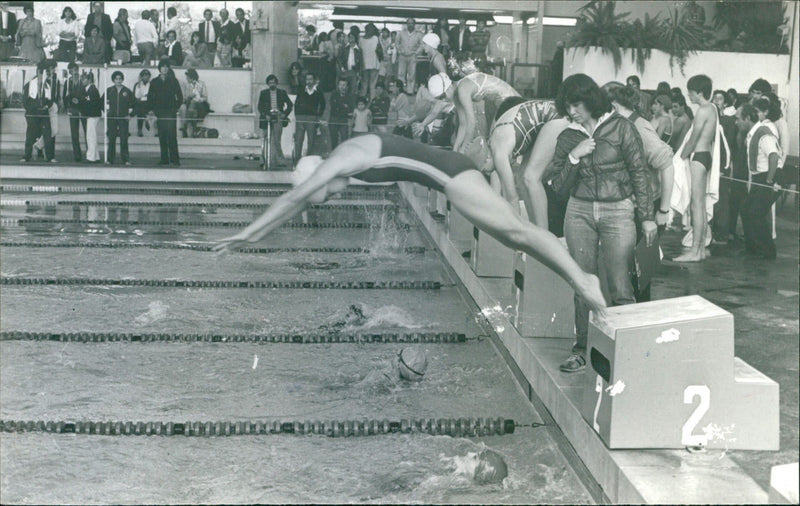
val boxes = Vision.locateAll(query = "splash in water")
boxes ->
[364,204,408,257]
[357,305,426,330]
[134,300,169,325]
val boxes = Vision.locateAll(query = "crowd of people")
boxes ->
[0,2,251,68]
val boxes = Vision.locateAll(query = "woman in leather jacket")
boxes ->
[548,73,656,374]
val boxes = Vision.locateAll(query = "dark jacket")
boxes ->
[147,74,183,117]
[106,84,134,119]
[549,112,653,221]
[22,77,53,116]
[293,86,325,118]
[369,95,390,125]
[81,83,102,118]
[62,75,84,115]
[198,20,221,44]
[235,19,250,45]
[220,20,240,43]
[0,11,16,38]
[166,41,183,66]
[257,87,292,129]
[329,90,354,121]
[337,44,363,73]
[84,13,113,43]
[448,25,471,52]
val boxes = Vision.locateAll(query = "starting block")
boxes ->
[580,295,779,450]
[413,183,428,197]
[769,463,799,504]
[427,189,447,218]
[512,252,575,337]
[470,226,513,278]
[446,200,473,245]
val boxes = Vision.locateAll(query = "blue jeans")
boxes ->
[564,197,637,351]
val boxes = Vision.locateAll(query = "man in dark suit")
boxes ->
[84,1,113,63]
[218,8,239,42]
[448,17,471,55]
[198,9,220,67]
[234,8,250,46]
[21,60,54,162]
[258,74,293,169]
[0,2,17,61]
[63,62,85,162]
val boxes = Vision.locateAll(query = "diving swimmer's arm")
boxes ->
[489,129,519,205]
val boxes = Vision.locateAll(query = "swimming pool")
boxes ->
[0,184,593,504]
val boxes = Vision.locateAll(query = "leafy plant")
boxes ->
[568,0,632,71]
[713,0,788,53]
[658,7,706,75]
[626,13,663,74]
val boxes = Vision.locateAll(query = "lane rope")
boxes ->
[0,417,518,438]
[0,200,401,210]
[1,185,398,199]
[3,219,412,230]
[0,331,467,343]
[0,278,442,289]
[0,242,427,254]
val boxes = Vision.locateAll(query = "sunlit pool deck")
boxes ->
[1,159,797,504]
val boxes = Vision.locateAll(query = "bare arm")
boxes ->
[680,106,711,159]
[453,80,475,152]
[489,127,518,205]
[521,118,568,228]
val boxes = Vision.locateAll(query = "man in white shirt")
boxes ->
[134,10,159,65]
[0,2,18,61]
[198,9,220,67]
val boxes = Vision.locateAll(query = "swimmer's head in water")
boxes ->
[292,156,347,204]
[427,72,452,100]
[473,449,508,484]
[397,347,428,381]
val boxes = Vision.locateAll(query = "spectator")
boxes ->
[106,70,134,165]
[257,74,292,168]
[351,96,372,135]
[293,71,325,162]
[669,94,691,152]
[549,73,654,373]
[725,88,740,112]
[134,10,158,66]
[330,20,343,49]
[216,33,232,67]
[369,81,390,132]
[164,7,180,43]
[21,60,54,162]
[432,18,450,57]
[748,78,771,103]
[468,19,490,64]
[317,31,335,92]
[112,8,132,64]
[626,74,652,120]
[390,31,399,77]
[148,59,183,166]
[84,1,112,63]
[149,9,161,43]
[388,78,414,138]
[218,8,235,42]
[650,94,673,144]
[711,88,738,244]
[378,27,394,85]
[56,6,81,62]
[449,17,470,54]
[164,30,182,66]
[183,31,207,68]
[34,59,60,160]
[550,41,564,97]
[656,81,671,97]
[765,92,790,165]
[301,24,317,52]
[82,26,105,64]
[15,4,44,64]
[81,70,102,162]
[360,23,381,99]
[738,101,782,259]
[328,77,354,149]
[671,87,693,119]
[0,2,17,62]
[63,62,85,162]
[182,68,209,138]
[339,32,363,96]
[231,33,250,68]
[288,61,304,95]
[396,19,422,93]
[198,8,219,68]
[234,8,250,46]
[133,69,153,137]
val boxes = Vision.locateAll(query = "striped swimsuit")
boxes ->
[490,100,561,159]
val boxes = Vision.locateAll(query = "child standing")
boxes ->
[351,97,371,135]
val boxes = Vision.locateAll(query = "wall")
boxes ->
[564,46,797,156]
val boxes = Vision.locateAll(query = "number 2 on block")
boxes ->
[682,385,710,447]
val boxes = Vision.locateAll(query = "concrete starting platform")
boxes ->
[399,182,785,504]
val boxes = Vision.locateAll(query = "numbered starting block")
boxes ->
[580,295,779,450]
[413,183,428,197]
[427,189,447,219]
[446,201,473,245]
[470,226,513,278]
[512,252,575,337]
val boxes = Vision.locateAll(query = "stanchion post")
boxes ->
[103,64,108,164]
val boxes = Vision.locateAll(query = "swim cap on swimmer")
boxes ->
[291,156,324,187]
[397,347,428,381]
[473,449,508,485]
[422,33,440,49]
[427,72,452,99]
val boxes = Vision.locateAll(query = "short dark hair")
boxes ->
[61,7,75,19]
[139,69,151,77]
[266,74,278,84]
[748,78,771,95]
[712,89,726,99]
[656,81,671,96]
[375,81,385,90]
[739,103,759,123]
[167,30,177,39]
[356,96,367,105]
[672,94,686,107]
[141,10,150,20]
[306,25,317,34]
[556,73,611,119]
[67,62,79,71]
[235,8,245,15]
[111,70,124,81]
[203,9,212,16]
[764,92,782,121]
[687,74,712,99]
[305,71,316,80]
[337,77,348,84]
[494,96,527,122]
[185,68,199,80]
[626,75,641,87]
[610,85,639,111]
[157,59,171,71]
[167,7,177,17]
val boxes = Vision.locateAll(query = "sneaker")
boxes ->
[559,353,586,373]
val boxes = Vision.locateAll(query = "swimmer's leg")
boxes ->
[674,160,708,262]
[445,170,606,317]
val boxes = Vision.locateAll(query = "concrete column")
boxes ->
[250,1,298,127]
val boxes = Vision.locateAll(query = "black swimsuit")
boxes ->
[355,133,478,192]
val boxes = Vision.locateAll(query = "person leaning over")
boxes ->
[258,74,293,168]
[106,70,134,165]
[148,59,183,166]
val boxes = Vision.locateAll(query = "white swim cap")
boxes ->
[427,72,452,99]
[292,156,324,187]
[422,33,440,49]
[397,347,428,381]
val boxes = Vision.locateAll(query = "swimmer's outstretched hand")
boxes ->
[213,234,250,254]
[580,274,608,320]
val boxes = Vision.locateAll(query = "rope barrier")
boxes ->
[0,331,466,343]
[1,200,401,210]
[0,417,518,438]
[0,278,441,289]
[0,242,427,254]
[3,219,412,230]
[718,173,800,195]
[0,186,398,199]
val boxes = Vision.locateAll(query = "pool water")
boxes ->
[0,186,592,504]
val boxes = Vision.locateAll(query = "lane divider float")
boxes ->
[0,278,442,289]
[5,219,412,230]
[0,242,426,254]
[0,331,467,343]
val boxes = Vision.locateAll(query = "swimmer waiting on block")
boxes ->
[214,133,607,317]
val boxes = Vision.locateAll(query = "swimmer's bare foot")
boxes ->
[577,273,607,319]
[673,250,704,262]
